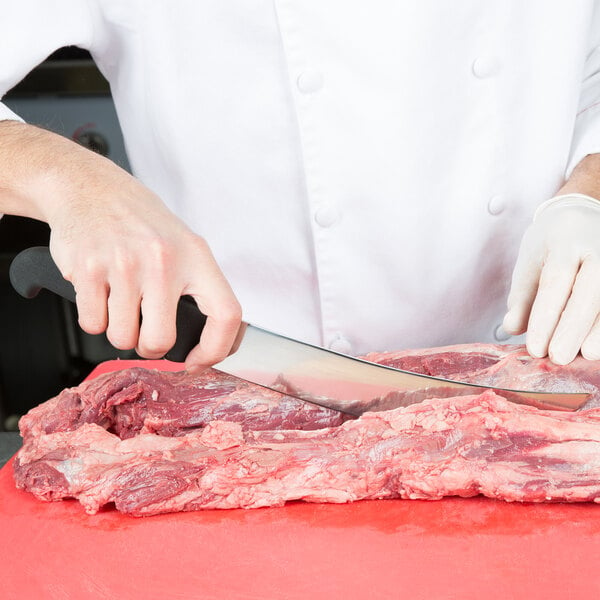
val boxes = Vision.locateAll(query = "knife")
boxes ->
[9,246,589,414]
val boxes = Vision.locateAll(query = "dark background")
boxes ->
[0,48,133,430]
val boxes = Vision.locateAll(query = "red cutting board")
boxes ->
[1,360,600,599]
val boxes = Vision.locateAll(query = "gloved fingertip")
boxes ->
[502,311,525,335]
[581,342,600,362]
[548,350,573,366]
[548,336,580,365]
[526,338,548,360]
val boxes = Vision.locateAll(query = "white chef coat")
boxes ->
[2,1,600,356]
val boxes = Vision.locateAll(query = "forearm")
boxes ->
[555,153,600,199]
[0,119,134,224]
[0,119,241,368]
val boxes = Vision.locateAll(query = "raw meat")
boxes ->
[18,366,350,441]
[364,343,600,408]
[13,343,600,515]
[14,391,600,515]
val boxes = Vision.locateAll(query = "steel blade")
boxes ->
[215,325,589,415]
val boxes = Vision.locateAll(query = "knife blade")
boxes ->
[9,246,589,414]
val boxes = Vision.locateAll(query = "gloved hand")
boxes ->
[503,194,600,365]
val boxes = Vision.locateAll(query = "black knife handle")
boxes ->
[9,246,77,302]
[169,295,207,362]
[9,246,206,362]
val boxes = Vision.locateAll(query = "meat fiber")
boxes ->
[14,391,600,515]
[13,343,600,515]
[18,366,350,441]
[363,343,600,408]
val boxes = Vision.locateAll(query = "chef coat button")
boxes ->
[314,204,341,228]
[494,324,512,342]
[297,69,324,94]
[329,335,353,355]
[472,56,501,79]
[487,194,507,215]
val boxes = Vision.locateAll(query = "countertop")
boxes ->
[0,432,22,468]
[2,359,600,599]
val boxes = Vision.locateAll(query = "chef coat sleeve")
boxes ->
[566,5,600,177]
[0,0,96,123]
[0,104,23,123]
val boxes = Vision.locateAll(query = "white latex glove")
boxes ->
[503,194,600,365]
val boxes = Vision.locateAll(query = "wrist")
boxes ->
[533,193,600,221]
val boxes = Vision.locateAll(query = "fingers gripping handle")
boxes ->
[9,246,206,363]
[170,296,207,362]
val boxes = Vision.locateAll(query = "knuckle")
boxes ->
[136,346,164,359]
[147,238,175,270]
[106,329,137,351]
[187,235,215,265]
[217,299,243,326]
[190,234,210,253]
[78,315,107,335]
[138,336,175,359]
[80,256,104,278]
[61,269,74,283]
[112,248,137,275]
[75,296,107,335]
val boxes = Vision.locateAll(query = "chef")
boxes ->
[1,1,600,370]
